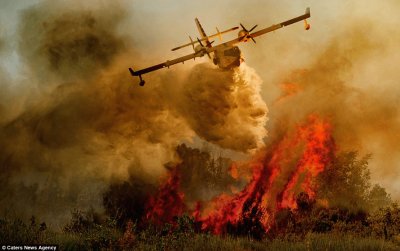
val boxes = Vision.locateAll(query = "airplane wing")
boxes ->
[129,51,203,86]
[171,26,239,51]
[129,8,310,86]
[207,7,311,54]
[250,7,310,39]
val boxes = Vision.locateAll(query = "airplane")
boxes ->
[129,8,311,86]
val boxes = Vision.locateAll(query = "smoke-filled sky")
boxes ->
[0,0,399,226]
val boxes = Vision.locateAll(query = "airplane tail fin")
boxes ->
[195,18,212,48]
[195,18,208,40]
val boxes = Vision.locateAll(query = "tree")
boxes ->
[317,151,372,211]
[368,184,391,211]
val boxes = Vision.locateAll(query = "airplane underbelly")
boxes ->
[218,56,241,69]
[214,46,242,70]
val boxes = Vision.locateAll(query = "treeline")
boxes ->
[318,151,392,212]
[1,145,399,249]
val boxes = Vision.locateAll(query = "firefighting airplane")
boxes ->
[129,8,311,86]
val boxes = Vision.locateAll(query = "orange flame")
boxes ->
[277,115,335,209]
[195,115,335,235]
[143,115,335,236]
[144,166,185,226]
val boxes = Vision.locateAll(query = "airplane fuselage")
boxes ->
[194,43,242,70]
[213,46,242,69]
[129,8,311,86]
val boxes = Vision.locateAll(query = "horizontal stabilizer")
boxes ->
[172,26,239,51]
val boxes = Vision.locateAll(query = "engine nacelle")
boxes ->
[194,45,206,56]
[238,30,250,42]
[194,45,202,52]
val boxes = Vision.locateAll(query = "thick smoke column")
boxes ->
[0,0,268,225]
[179,63,268,152]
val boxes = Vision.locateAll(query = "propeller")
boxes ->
[197,37,204,46]
[197,38,213,59]
[240,23,258,43]
[189,36,195,51]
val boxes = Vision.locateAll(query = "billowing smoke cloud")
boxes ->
[269,23,400,199]
[0,1,190,226]
[179,63,268,152]
[0,0,268,226]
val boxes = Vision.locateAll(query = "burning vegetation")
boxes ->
[102,115,397,246]
[193,115,334,237]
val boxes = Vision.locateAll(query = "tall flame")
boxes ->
[195,115,335,235]
[277,115,335,209]
[144,166,185,226]
[143,115,335,235]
